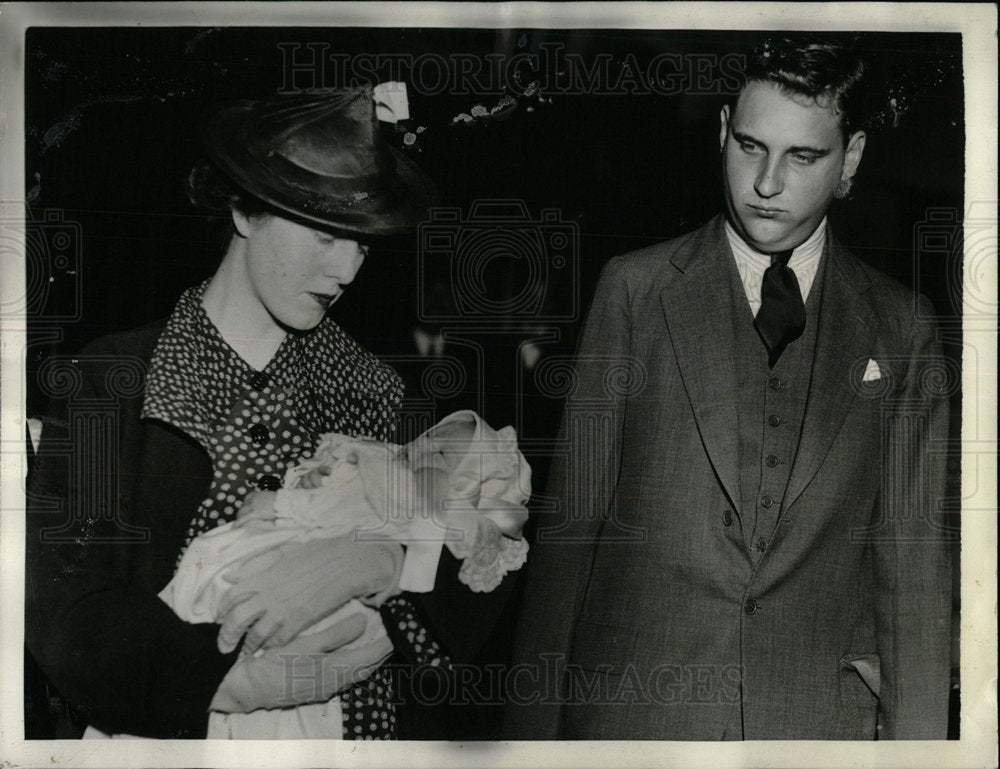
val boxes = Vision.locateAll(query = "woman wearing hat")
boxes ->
[26,87,493,740]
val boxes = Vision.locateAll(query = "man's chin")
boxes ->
[736,219,799,254]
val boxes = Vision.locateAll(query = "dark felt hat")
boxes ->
[203,87,434,237]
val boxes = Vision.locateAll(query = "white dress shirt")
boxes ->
[725,218,826,317]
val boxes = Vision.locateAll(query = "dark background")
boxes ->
[23,27,964,739]
[24,28,965,387]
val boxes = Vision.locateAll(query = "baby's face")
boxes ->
[403,420,474,472]
[411,464,453,513]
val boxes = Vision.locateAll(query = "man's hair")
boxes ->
[740,36,868,142]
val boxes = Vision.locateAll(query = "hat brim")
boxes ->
[205,101,436,238]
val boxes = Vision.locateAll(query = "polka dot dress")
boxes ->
[180,376,314,547]
[141,281,454,738]
[141,282,403,550]
[382,597,453,667]
[338,664,397,739]
[336,597,455,740]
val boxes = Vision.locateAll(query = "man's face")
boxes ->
[720,79,866,253]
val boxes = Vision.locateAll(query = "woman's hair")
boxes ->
[186,158,374,249]
[186,158,271,249]
[187,158,273,217]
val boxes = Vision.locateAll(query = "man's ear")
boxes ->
[231,208,252,239]
[719,104,731,152]
[842,130,866,180]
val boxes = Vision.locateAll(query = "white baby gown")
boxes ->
[158,410,531,739]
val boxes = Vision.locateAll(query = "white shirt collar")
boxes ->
[725,218,827,315]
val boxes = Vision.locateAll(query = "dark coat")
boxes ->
[26,321,516,738]
[504,216,953,740]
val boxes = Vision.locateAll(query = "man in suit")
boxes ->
[504,37,953,740]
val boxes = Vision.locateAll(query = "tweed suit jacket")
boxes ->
[504,214,953,740]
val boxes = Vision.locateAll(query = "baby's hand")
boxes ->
[235,490,278,526]
[298,465,332,490]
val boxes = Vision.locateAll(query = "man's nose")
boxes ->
[324,240,366,283]
[754,156,784,199]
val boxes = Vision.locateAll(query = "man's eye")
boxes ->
[740,141,762,154]
[792,153,817,165]
[314,231,337,244]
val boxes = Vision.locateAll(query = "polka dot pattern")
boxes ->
[139,280,419,739]
[338,665,396,739]
[335,597,454,739]
[140,281,403,552]
[383,596,453,667]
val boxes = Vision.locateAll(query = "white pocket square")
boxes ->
[862,358,881,382]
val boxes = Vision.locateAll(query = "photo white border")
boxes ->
[1,3,995,768]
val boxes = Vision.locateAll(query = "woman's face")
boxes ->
[233,210,368,332]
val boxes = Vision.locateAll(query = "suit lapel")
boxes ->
[783,233,875,510]
[658,217,742,510]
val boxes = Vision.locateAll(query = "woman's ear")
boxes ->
[230,208,253,239]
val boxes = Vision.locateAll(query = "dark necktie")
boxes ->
[754,249,805,367]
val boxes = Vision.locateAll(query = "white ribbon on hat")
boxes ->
[373,81,410,124]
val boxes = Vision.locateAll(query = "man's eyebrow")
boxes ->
[730,128,831,157]
[787,144,832,157]
[730,128,766,149]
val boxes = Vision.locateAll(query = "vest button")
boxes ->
[765,454,779,467]
[756,537,768,551]
[768,414,782,427]
[249,371,270,390]
[723,509,734,526]
[256,474,281,491]
[760,495,773,509]
[249,423,270,446]
[744,599,758,615]
[768,377,782,391]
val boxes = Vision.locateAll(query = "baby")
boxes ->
[159,410,530,738]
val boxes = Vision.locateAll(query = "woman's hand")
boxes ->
[216,535,403,654]
[209,612,393,713]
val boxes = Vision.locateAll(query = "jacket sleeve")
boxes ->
[25,342,237,738]
[400,548,521,664]
[873,294,954,738]
[503,257,634,739]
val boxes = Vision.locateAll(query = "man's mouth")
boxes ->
[748,204,784,218]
